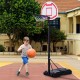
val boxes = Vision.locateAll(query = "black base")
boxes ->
[43,68,72,78]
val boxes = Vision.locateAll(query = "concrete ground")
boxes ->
[0,54,80,79]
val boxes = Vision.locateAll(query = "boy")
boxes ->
[17,36,32,76]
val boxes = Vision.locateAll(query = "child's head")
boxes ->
[23,36,29,45]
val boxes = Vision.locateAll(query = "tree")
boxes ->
[0,0,41,51]
[0,45,5,52]
[41,21,66,52]
[29,20,48,51]
[31,27,48,50]
[50,27,66,52]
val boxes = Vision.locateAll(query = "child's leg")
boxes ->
[17,57,29,76]
[23,57,29,76]
[17,63,24,76]
[22,57,29,72]
[19,63,25,72]
[25,63,29,76]
[25,63,28,72]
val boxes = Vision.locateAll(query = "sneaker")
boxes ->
[16,71,20,76]
[26,72,29,76]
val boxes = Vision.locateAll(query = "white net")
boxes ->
[34,15,48,22]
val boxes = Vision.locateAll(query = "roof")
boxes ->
[36,0,80,12]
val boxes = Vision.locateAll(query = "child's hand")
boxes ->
[17,49,22,53]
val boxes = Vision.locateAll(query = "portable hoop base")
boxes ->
[43,68,72,78]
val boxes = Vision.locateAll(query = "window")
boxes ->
[76,24,80,33]
[8,47,10,51]
[42,45,47,51]
[12,47,14,52]
[49,18,60,29]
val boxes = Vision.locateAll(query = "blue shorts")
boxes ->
[22,57,28,64]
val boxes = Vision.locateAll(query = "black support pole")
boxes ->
[48,17,50,75]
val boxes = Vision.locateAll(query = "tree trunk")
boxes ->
[7,34,15,52]
[53,42,56,52]
[40,41,43,52]
[9,40,12,52]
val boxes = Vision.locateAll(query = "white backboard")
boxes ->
[41,1,58,20]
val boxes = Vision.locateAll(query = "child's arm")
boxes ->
[29,45,32,49]
[17,45,23,53]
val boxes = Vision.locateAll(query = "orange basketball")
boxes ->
[27,49,36,58]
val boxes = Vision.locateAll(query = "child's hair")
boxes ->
[23,36,29,41]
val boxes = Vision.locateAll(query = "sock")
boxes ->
[18,69,20,72]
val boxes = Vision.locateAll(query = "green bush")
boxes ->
[0,45,5,52]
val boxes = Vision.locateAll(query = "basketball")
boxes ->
[27,49,36,58]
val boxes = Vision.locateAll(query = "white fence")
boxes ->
[0,52,62,55]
